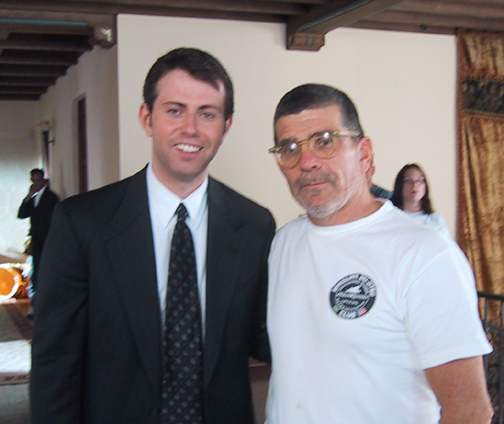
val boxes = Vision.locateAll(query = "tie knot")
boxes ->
[176,203,188,223]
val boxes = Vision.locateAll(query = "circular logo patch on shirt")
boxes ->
[329,273,376,319]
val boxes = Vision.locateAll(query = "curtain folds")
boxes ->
[457,32,504,296]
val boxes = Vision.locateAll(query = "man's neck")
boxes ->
[151,165,207,200]
[309,188,382,227]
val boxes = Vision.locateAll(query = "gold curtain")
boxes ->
[457,32,504,296]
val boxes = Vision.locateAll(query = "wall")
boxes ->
[0,101,40,261]
[39,45,119,200]
[117,15,456,232]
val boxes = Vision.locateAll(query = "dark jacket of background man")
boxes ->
[17,172,59,289]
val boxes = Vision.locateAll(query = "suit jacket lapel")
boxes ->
[104,168,162,394]
[39,188,48,207]
[38,187,53,210]
[204,178,245,388]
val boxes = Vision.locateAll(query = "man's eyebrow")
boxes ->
[198,104,223,112]
[159,102,222,112]
[279,130,336,145]
[160,101,185,108]
[278,137,297,145]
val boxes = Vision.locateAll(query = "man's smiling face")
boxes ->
[140,69,231,193]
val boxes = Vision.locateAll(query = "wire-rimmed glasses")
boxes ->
[269,130,361,169]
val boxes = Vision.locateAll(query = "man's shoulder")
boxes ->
[45,188,60,202]
[379,205,458,259]
[272,216,307,246]
[58,168,146,215]
[208,177,273,220]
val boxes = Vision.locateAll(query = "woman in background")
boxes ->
[391,163,451,239]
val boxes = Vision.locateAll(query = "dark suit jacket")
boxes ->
[30,167,275,424]
[18,186,60,246]
[18,186,59,286]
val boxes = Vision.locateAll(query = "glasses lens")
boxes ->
[279,142,300,166]
[403,177,426,185]
[311,132,336,158]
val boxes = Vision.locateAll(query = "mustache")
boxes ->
[295,172,336,189]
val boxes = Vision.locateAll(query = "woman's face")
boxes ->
[402,167,426,205]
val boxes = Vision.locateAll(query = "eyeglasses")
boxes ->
[268,130,362,169]
[403,177,426,185]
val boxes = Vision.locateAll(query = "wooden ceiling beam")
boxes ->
[364,10,504,33]
[287,0,405,34]
[117,8,284,23]
[0,64,67,77]
[0,56,77,66]
[0,0,306,17]
[0,76,57,86]
[440,0,503,6]
[0,85,47,94]
[0,94,41,100]
[127,0,306,15]
[286,0,405,51]
[0,9,116,46]
[349,20,456,34]
[287,32,325,50]
[0,19,92,36]
[0,4,284,31]
[260,0,325,4]
[0,39,88,52]
[392,0,504,20]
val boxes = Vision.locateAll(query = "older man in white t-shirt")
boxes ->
[266,83,493,424]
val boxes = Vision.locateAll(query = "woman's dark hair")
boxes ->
[391,163,434,214]
[143,47,234,120]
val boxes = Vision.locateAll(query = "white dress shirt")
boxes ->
[33,185,46,207]
[146,163,208,331]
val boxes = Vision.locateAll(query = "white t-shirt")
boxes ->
[267,200,491,424]
[405,210,451,239]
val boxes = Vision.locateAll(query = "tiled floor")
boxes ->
[13,299,30,317]
[0,298,31,424]
[0,383,30,424]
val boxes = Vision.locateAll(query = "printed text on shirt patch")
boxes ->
[330,273,376,319]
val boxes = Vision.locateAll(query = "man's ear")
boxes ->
[223,116,233,138]
[359,137,374,173]
[139,103,153,137]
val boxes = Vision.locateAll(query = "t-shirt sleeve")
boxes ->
[404,245,492,370]
[432,213,452,239]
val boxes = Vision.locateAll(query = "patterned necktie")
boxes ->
[161,204,203,424]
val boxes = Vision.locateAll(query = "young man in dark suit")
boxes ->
[30,48,275,424]
[18,168,59,292]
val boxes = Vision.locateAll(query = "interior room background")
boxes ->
[1,15,456,261]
